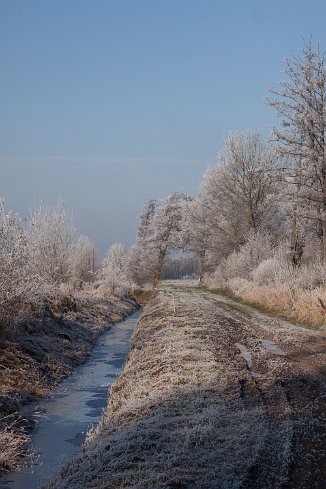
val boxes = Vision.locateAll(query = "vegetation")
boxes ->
[0,200,138,474]
[45,284,325,488]
[1,38,326,482]
[130,41,326,327]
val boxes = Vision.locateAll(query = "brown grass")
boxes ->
[0,415,31,472]
[206,279,326,329]
[236,285,326,328]
[131,288,157,305]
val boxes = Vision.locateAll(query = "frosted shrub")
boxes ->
[98,244,130,296]
[211,233,274,287]
[28,202,77,287]
[0,201,44,333]
[227,277,252,295]
[252,257,291,286]
[291,262,326,291]
[69,235,96,284]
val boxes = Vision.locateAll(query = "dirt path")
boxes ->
[46,283,325,489]
[189,285,326,488]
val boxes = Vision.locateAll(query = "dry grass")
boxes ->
[226,282,326,328]
[0,414,31,472]
[130,287,157,305]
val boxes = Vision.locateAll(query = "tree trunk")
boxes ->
[152,248,167,288]
[288,208,304,267]
[197,252,206,285]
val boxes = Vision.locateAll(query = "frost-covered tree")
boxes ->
[151,192,190,287]
[99,243,130,295]
[70,235,96,285]
[200,132,279,254]
[182,197,212,282]
[267,40,326,262]
[28,201,77,286]
[0,200,44,332]
[129,199,158,286]
[130,193,190,287]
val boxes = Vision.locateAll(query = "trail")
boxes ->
[46,282,326,489]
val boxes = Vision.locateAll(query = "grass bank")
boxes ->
[205,283,326,329]
[0,292,138,475]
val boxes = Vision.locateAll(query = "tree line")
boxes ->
[128,41,326,325]
[1,40,325,330]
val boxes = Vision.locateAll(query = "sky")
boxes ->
[1,0,326,255]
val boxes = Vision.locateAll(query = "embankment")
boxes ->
[0,293,137,475]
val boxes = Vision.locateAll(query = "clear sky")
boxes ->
[1,0,326,255]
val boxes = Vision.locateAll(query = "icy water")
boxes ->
[235,342,253,368]
[0,311,140,489]
[261,339,287,356]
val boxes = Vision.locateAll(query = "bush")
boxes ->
[0,201,45,334]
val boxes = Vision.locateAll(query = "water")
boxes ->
[0,311,140,489]
[235,342,253,369]
[261,339,287,356]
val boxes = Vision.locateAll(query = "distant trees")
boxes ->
[182,197,212,282]
[151,192,190,287]
[99,243,129,295]
[129,133,282,287]
[70,235,96,285]
[130,193,190,287]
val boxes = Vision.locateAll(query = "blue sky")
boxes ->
[1,0,326,254]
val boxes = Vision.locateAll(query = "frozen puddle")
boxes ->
[0,311,140,489]
[235,343,253,368]
[261,339,286,356]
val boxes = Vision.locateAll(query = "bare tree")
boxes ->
[70,235,97,285]
[267,40,326,262]
[28,201,77,286]
[201,132,279,255]
[182,197,212,283]
[129,200,158,286]
[151,192,189,287]
[99,243,129,295]
[0,200,44,332]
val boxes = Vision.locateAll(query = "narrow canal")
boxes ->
[0,311,140,489]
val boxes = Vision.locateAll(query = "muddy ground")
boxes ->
[44,282,325,489]
[0,293,138,475]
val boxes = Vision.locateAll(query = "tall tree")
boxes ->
[182,197,212,282]
[99,243,129,295]
[152,192,189,287]
[267,40,326,262]
[130,193,189,288]
[129,199,157,286]
[200,132,279,254]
